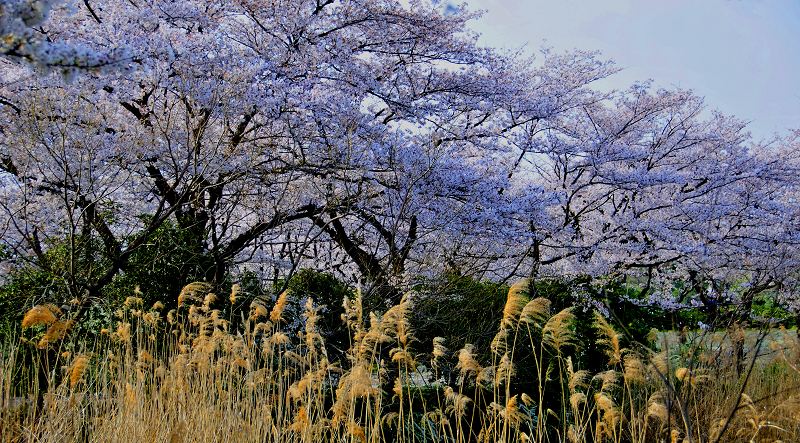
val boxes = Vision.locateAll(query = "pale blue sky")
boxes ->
[462,0,800,139]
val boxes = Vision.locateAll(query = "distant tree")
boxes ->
[501,83,800,325]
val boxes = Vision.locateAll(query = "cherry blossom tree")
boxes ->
[495,81,800,322]
[0,0,610,309]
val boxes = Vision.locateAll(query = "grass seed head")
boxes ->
[69,355,90,388]
[647,396,669,423]
[543,307,575,352]
[38,319,74,348]
[432,336,447,369]
[444,386,472,418]
[202,293,217,310]
[594,311,623,365]
[623,354,646,384]
[22,305,60,328]
[114,322,132,343]
[675,367,690,382]
[570,392,587,411]
[495,352,515,385]
[230,283,240,305]
[565,357,586,393]
[178,282,213,307]
[520,297,551,327]
[502,279,529,328]
[124,296,143,308]
[594,370,619,392]
[270,291,289,322]
[250,302,268,321]
[456,344,481,378]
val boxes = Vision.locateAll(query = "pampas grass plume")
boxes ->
[230,283,240,305]
[69,355,90,388]
[178,282,213,307]
[124,296,143,308]
[594,311,622,365]
[647,393,669,422]
[432,336,447,369]
[202,293,217,309]
[250,302,268,321]
[623,355,646,384]
[38,319,74,348]
[543,307,575,352]
[444,386,472,418]
[22,304,60,328]
[456,344,481,378]
[115,322,132,342]
[520,297,551,327]
[502,279,529,327]
[270,291,289,322]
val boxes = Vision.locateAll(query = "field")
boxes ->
[2,282,799,443]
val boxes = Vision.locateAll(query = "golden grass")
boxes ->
[1,282,799,442]
[21,305,61,329]
[68,355,90,388]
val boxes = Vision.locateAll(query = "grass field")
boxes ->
[2,282,799,442]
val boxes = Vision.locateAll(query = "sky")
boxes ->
[461,0,800,139]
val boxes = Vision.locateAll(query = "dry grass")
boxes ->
[1,283,799,442]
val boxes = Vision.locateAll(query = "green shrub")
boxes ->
[267,269,355,358]
[410,272,508,360]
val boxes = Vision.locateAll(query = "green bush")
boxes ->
[275,269,355,358]
[105,220,217,311]
[410,272,508,360]
[0,221,216,338]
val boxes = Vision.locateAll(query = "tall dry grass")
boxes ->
[1,281,799,442]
